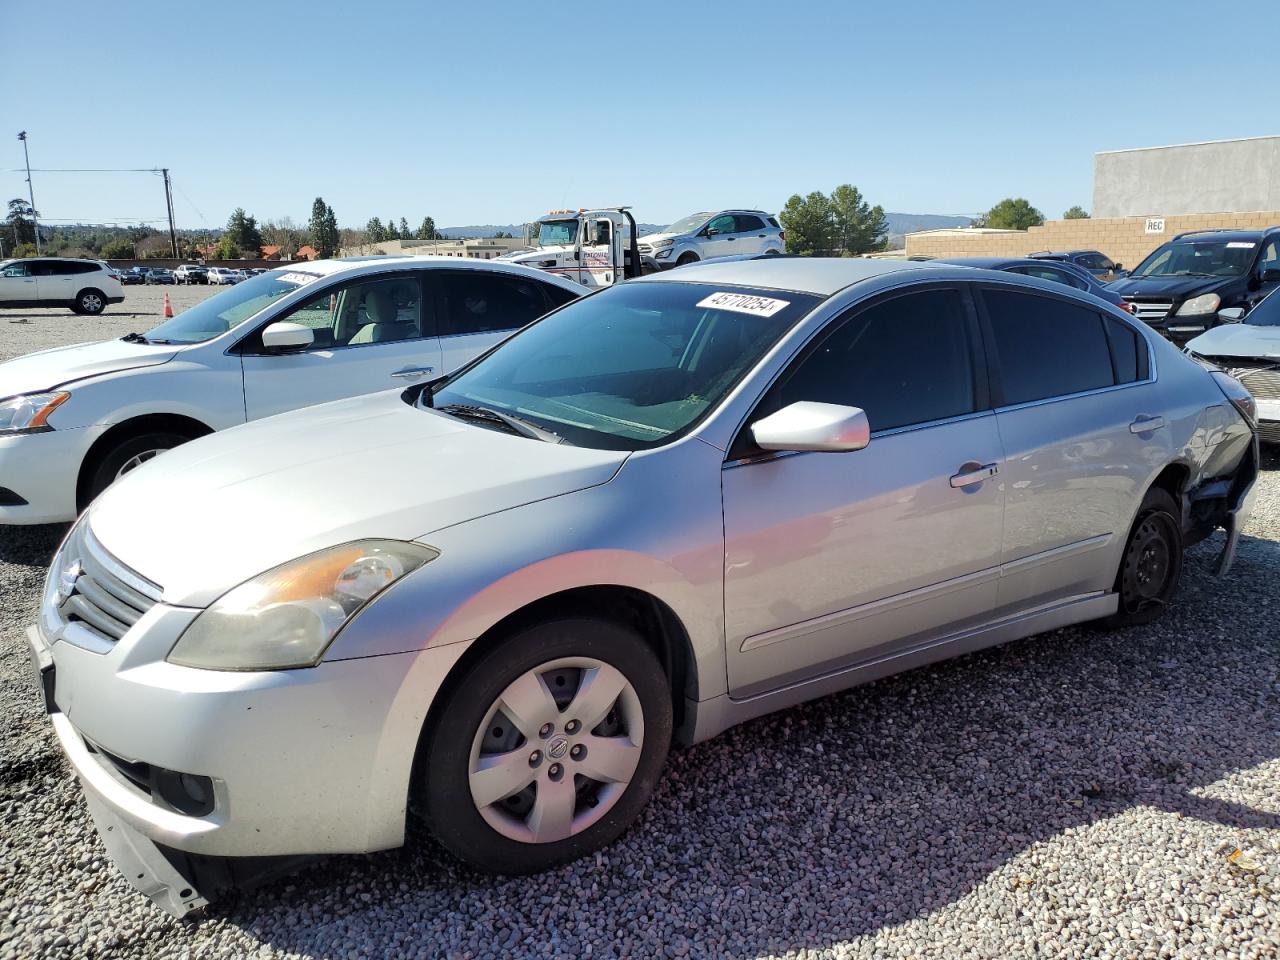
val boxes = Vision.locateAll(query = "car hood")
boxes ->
[0,339,179,397]
[88,390,629,606]
[1186,323,1280,359]
[1106,274,1236,299]
[638,232,679,245]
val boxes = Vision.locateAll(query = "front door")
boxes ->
[241,271,442,421]
[723,287,1004,697]
[0,260,38,304]
[700,214,738,260]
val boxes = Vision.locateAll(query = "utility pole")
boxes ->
[162,168,178,258]
[17,131,40,254]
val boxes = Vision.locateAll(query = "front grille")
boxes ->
[1258,421,1280,444]
[58,525,161,644]
[1124,299,1174,324]
[1217,360,1280,402]
[637,244,653,254]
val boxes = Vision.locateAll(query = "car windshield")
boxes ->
[1132,240,1256,278]
[535,219,577,247]
[1246,292,1280,326]
[427,281,819,450]
[663,213,713,234]
[141,270,321,343]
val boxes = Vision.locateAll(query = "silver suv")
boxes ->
[638,210,784,268]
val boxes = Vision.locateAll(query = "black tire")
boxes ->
[74,288,107,315]
[419,617,672,874]
[675,253,699,267]
[82,431,192,507]
[1099,487,1183,627]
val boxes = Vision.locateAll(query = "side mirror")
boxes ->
[261,321,314,351]
[1217,306,1246,323]
[1260,268,1280,283]
[706,228,721,237]
[751,401,871,453]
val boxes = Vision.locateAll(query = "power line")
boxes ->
[1,167,163,173]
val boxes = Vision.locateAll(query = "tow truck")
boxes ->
[498,207,647,287]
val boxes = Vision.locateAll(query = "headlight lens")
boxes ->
[1177,293,1221,316]
[167,540,438,671]
[0,392,70,434]
[653,238,675,248]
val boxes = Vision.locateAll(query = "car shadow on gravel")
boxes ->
[197,533,1280,959]
[0,523,68,568]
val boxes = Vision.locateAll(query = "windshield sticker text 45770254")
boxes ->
[696,292,791,317]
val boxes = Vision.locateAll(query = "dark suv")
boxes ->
[1107,227,1280,344]
[1029,249,1125,282]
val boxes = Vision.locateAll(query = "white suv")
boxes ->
[0,258,125,315]
[637,210,784,268]
[0,256,581,524]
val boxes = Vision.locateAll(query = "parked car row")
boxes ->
[8,254,1259,917]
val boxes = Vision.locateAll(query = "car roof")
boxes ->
[1172,229,1273,243]
[272,255,582,289]
[633,255,942,296]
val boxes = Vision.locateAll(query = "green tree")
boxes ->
[366,217,385,242]
[100,237,135,259]
[779,190,835,256]
[214,234,241,260]
[321,206,338,257]
[1063,205,1090,220]
[385,217,400,240]
[984,198,1045,230]
[399,217,410,239]
[225,208,264,256]
[6,198,38,248]
[308,197,337,258]
[415,216,438,240]
[829,184,889,255]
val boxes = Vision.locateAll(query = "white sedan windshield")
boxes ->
[141,271,321,343]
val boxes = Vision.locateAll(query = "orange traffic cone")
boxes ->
[163,292,174,319]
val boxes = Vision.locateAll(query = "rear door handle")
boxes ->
[391,366,434,379]
[950,462,999,488]
[1129,415,1166,434]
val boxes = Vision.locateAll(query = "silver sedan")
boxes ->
[29,257,1258,915]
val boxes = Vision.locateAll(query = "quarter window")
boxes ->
[437,273,550,336]
[770,289,977,433]
[984,290,1115,404]
[1105,316,1146,384]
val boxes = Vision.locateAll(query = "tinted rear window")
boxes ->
[984,290,1114,405]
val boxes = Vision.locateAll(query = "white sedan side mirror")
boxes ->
[261,322,315,351]
[751,401,871,453]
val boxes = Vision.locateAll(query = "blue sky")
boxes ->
[4,0,1278,232]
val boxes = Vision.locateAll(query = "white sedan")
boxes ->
[0,257,581,523]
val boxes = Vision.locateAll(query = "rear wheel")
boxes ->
[1100,487,1183,627]
[82,431,193,506]
[74,289,107,315]
[419,618,671,873]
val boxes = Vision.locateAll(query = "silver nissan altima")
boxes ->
[28,257,1258,915]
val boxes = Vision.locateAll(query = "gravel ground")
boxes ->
[0,309,1277,959]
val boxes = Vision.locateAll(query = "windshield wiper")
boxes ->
[439,403,567,444]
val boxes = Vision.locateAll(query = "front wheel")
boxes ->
[1099,487,1183,627]
[419,618,672,873]
[82,431,193,507]
[675,253,699,267]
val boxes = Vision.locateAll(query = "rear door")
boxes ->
[722,285,1004,697]
[431,270,570,372]
[976,285,1168,611]
[241,270,442,421]
[731,214,769,255]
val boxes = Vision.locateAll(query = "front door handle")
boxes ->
[950,462,999,488]
[1129,415,1166,434]
[391,366,435,379]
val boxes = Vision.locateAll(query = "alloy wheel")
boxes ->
[115,449,163,481]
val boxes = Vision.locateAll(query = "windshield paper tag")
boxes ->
[276,271,319,286]
[1227,242,1257,249]
[697,292,790,317]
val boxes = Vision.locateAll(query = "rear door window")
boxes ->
[436,272,551,336]
[733,214,765,233]
[983,289,1116,405]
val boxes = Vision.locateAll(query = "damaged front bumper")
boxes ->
[1212,435,1260,577]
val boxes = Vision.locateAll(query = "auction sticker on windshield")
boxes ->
[276,272,320,286]
[697,292,791,317]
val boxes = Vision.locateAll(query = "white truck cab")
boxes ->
[498,207,646,287]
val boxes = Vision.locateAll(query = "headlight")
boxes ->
[0,392,70,434]
[167,540,438,671]
[653,238,675,248]
[1176,293,1221,316]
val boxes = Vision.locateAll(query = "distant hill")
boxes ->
[443,213,972,247]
